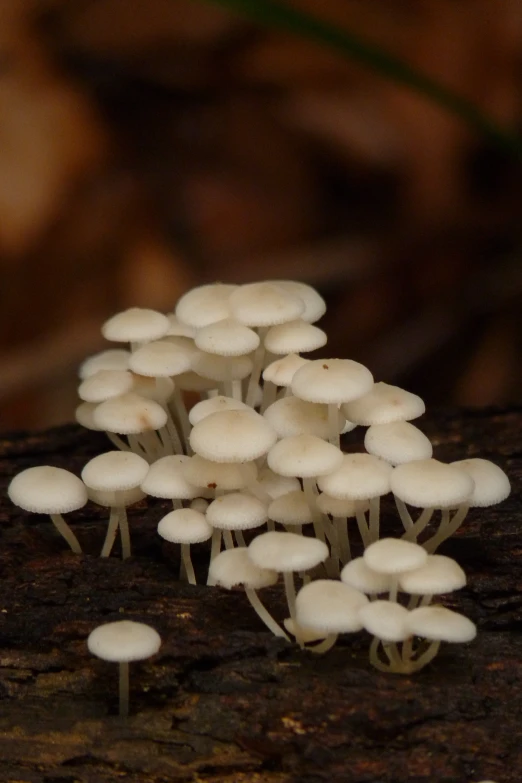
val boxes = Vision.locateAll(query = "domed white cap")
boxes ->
[263,354,310,387]
[341,382,425,426]
[257,468,301,500]
[390,459,474,509]
[182,455,257,491]
[248,531,328,573]
[94,393,167,434]
[87,620,161,662]
[157,508,212,544]
[141,456,200,500]
[165,313,196,338]
[341,557,392,594]
[317,453,392,500]
[195,318,260,356]
[78,369,134,403]
[399,555,466,595]
[129,339,194,377]
[192,352,253,382]
[175,283,237,328]
[206,492,268,531]
[406,606,476,643]
[451,458,510,507]
[76,402,103,431]
[359,600,410,642]
[8,466,88,514]
[291,358,373,404]
[82,451,149,492]
[102,308,169,343]
[295,580,368,634]
[264,397,345,440]
[364,538,428,575]
[269,280,326,323]
[209,547,278,589]
[188,395,250,427]
[79,349,131,380]
[190,410,277,463]
[267,435,343,478]
[229,282,305,327]
[364,421,433,465]
[264,320,327,355]
[269,490,313,525]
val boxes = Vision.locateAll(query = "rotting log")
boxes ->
[0,407,521,783]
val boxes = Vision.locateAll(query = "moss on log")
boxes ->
[0,408,521,782]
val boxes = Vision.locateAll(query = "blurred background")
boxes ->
[1,0,522,431]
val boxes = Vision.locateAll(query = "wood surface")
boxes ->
[0,407,520,782]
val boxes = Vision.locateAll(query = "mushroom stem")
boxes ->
[401,507,434,542]
[369,637,391,673]
[161,415,182,456]
[355,504,371,549]
[303,478,337,577]
[388,576,399,603]
[327,403,340,449]
[410,639,441,672]
[207,529,222,585]
[119,661,130,718]
[49,513,82,554]
[395,497,414,531]
[260,379,277,413]
[368,497,380,543]
[100,507,120,557]
[283,571,303,647]
[169,387,192,455]
[106,433,130,452]
[231,380,243,402]
[383,642,403,671]
[335,517,351,563]
[425,504,470,553]
[181,543,197,585]
[239,464,273,505]
[235,530,246,547]
[223,529,235,550]
[310,633,338,654]
[119,507,131,559]
[245,327,268,407]
[245,587,290,640]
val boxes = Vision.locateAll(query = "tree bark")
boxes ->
[0,409,520,782]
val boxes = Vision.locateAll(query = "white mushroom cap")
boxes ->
[157,508,213,544]
[450,458,510,507]
[291,358,373,404]
[129,340,194,377]
[264,397,345,439]
[267,435,343,478]
[82,451,149,492]
[94,393,167,434]
[341,381,425,426]
[87,620,161,663]
[141,456,200,500]
[269,281,326,323]
[390,459,474,509]
[264,320,327,355]
[190,410,277,463]
[78,370,134,403]
[257,468,301,499]
[317,453,392,500]
[295,580,369,634]
[165,313,196,338]
[75,402,103,431]
[206,492,268,530]
[192,352,253,382]
[263,354,310,387]
[358,600,411,642]
[101,308,169,343]
[209,547,278,589]
[89,487,145,508]
[248,531,329,573]
[341,557,392,594]
[131,375,174,403]
[406,606,477,643]
[182,455,257,491]
[188,395,250,426]
[195,318,260,356]
[364,421,433,465]
[399,555,466,595]
[8,466,88,514]
[175,283,238,328]
[364,538,428,575]
[229,282,305,327]
[79,349,131,379]
[317,494,367,518]
[269,490,313,525]
[189,497,209,513]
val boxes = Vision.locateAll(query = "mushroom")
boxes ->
[341,381,425,426]
[157,508,212,584]
[175,283,238,328]
[264,396,345,440]
[363,538,428,601]
[140,455,200,509]
[358,600,411,672]
[8,466,87,553]
[364,421,433,465]
[263,319,327,357]
[93,392,168,462]
[79,348,131,379]
[78,369,134,404]
[206,492,268,550]
[87,620,161,717]
[295,579,369,653]
[404,605,477,672]
[268,280,326,323]
[101,307,169,347]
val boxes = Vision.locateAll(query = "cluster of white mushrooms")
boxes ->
[8,281,511,713]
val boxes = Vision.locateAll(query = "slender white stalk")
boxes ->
[206,529,222,585]
[119,661,129,718]
[170,387,192,454]
[410,639,441,672]
[50,513,82,554]
[235,530,246,547]
[368,496,380,543]
[100,507,120,557]
[388,575,399,603]
[231,380,243,402]
[401,507,434,542]
[106,432,130,451]
[355,504,371,548]
[223,529,235,550]
[425,504,470,553]
[260,379,277,413]
[369,637,390,673]
[245,587,289,640]
[395,497,414,531]
[245,327,268,408]
[327,403,340,448]
[335,517,351,564]
[283,571,303,647]
[181,543,196,585]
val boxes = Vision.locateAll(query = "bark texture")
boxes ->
[0,408,521,783]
